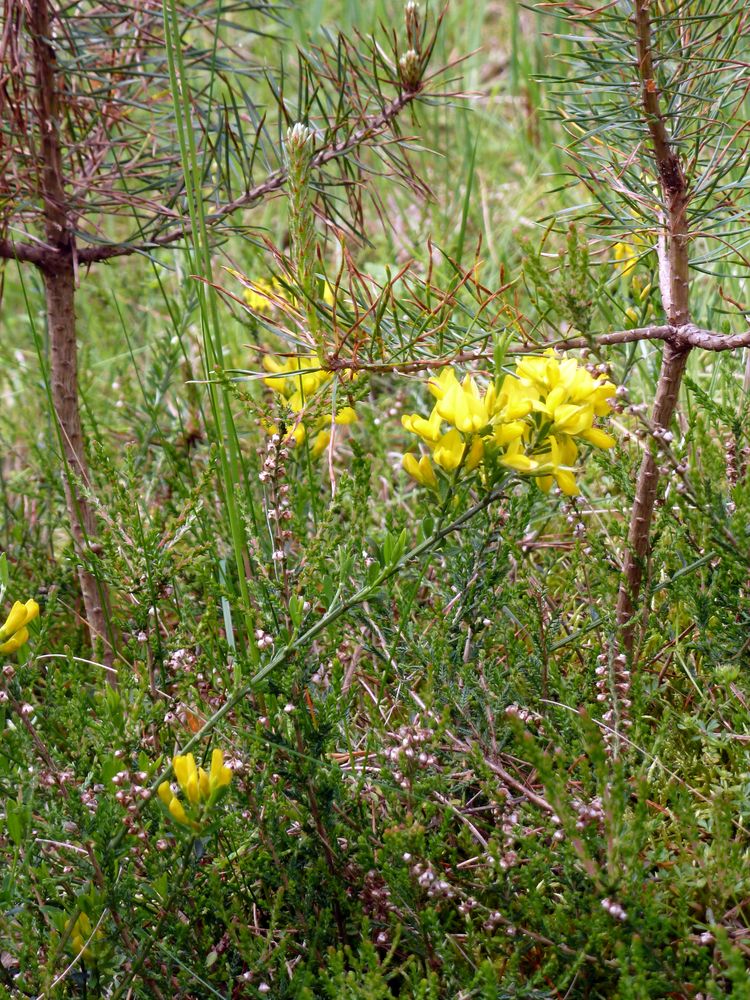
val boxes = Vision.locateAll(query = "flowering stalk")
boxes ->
[286,123,326,363]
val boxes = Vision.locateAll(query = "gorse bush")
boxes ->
[2,0,750,998]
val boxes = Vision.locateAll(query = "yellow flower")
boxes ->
[402,453,438,489]
[435,375,491,434]
[68,911,104,961]
[401,407,442,445]
[243,278,277,314]
[613,236,650,279]
[427,366,461,401]
[613,241,639,278]
[311,429,331,459]
[0,599,39,655]
[262,354,331,404]
[334,406,358,426]
[159,749,233,829]
[432,429,466,471]
[500,440,539,474]
[464,435,485,472]
[399,352,618,494]
[534,436,580,497]
[208,748,233,794]
[493,374,538,420]
[580,427,616,449]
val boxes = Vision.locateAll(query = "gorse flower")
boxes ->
[158,748,233,829]
[243,277,278,314]
[241,274,336,317]
[401,351,617,496]
[67,911,103,962]
[0,598,39,654]
[261,353,358,459]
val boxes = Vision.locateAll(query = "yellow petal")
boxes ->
[402,409,442,444]
[551,403,593,437]
[157,781,173,807]
[402,453,437,489]
[500,452,539,472]
[417,455,438,489]
[334,406,358,426]
[464,436,484,472]
[555,469,580,496]
[291,422,307,445]
[1,601,27,638]
[186,773,200,806]
[209,748,226,786]
[581,427,616,449]
[23,600,40,625]
[0,627,29,654]
[536,475,554,493]
[427,367,459,401]
[169,797,190,826]
[432,429,465,471]
[198,768,211,800]
[493,421,526,446]
[173,753,197,796]
[310,429,330,460]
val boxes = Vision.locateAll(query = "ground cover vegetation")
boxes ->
[2,0,750,996]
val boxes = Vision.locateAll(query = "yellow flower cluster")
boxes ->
[158,749,232,829]
[0,598,39,655]
[262,353,357,457]
[243,277,335,315]
[401,351,616,497]
[68,911,103,961]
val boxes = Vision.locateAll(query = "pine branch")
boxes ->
[0,87,426,268]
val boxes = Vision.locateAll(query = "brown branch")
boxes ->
[616,1,692,653]
[544,323,750,353]
[317,323,750,379]
[30,0,115,677]
[0,237,55,266]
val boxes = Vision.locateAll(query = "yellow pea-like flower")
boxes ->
[581,427,616,449]
[399,352,618,494]
[311,429,331,459]
[169,797,191,826]
[433,429,466,471]
[334,406,358,426]
[158,748,233,829]
[209,748,233,794]
[0,599,39,655]
[402,408,442,444]
[402,453,438,489]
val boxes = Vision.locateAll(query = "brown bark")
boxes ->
[615,0,691,652]
[31,0,115,678]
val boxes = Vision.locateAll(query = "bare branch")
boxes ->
[544,324,750,353]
